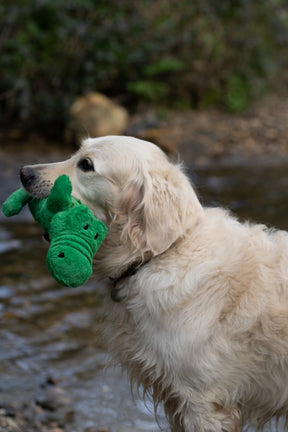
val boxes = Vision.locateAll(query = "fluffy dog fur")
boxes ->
[20,135,288,431]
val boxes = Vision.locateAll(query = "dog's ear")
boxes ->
[121,166,201,255]
[141,168,188,254]
[119,181,146,251]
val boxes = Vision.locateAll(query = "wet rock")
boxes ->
[36,386,71,411]
[0,408,24,432]
[68,92,129,143]
[36,376,71,411]
[31,383,74,430]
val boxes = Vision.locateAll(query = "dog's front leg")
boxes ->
[168,399,241,432]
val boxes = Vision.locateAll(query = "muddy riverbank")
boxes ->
[128,93,288,166]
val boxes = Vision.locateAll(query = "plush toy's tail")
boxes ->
[1,188,31,217]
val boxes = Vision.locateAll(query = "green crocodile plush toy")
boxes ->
[1,175,107,287]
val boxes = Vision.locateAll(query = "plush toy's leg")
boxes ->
[46,175,72,214]
[1,188,31,217]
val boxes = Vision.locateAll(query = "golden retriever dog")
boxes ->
[20,136,288,431]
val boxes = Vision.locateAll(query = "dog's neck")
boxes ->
[108,253,152,303]
[109,253,152,286]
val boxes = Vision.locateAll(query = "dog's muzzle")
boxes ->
[20,166,37,188]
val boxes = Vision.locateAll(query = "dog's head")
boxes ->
[21,136,203,261]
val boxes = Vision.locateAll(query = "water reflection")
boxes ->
[194,164,288,231]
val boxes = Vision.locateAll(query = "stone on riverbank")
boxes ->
[68,92,129,144]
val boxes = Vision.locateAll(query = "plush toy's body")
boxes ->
[2,175,107,287]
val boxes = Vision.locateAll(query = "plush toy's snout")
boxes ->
[47,243,93,288]
[46,205,107,287]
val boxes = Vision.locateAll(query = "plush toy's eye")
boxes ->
[77,158,94,172]
[94,233,99,240]
[83,224,89,230]
[58,252,65,258]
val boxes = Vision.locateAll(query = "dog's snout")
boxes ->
[20,166,37,187]
[19,163,55,198]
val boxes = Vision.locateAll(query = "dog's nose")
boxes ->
[20,166,37,187]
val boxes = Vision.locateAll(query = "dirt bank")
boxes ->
[128,93,288,165]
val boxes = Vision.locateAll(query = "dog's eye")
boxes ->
[77,158,94,172]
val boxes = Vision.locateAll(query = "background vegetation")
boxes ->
[1,0,288,136]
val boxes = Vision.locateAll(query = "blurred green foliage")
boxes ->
[1,0,288,134]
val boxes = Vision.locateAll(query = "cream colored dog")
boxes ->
[20,136,288,431]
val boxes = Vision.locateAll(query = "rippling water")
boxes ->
[1,145,288,431]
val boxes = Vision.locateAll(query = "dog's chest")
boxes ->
[107,286,221,390]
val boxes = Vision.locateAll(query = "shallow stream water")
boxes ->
[1,145,288,431]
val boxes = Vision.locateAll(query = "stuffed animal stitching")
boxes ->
[1,175,107,287]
